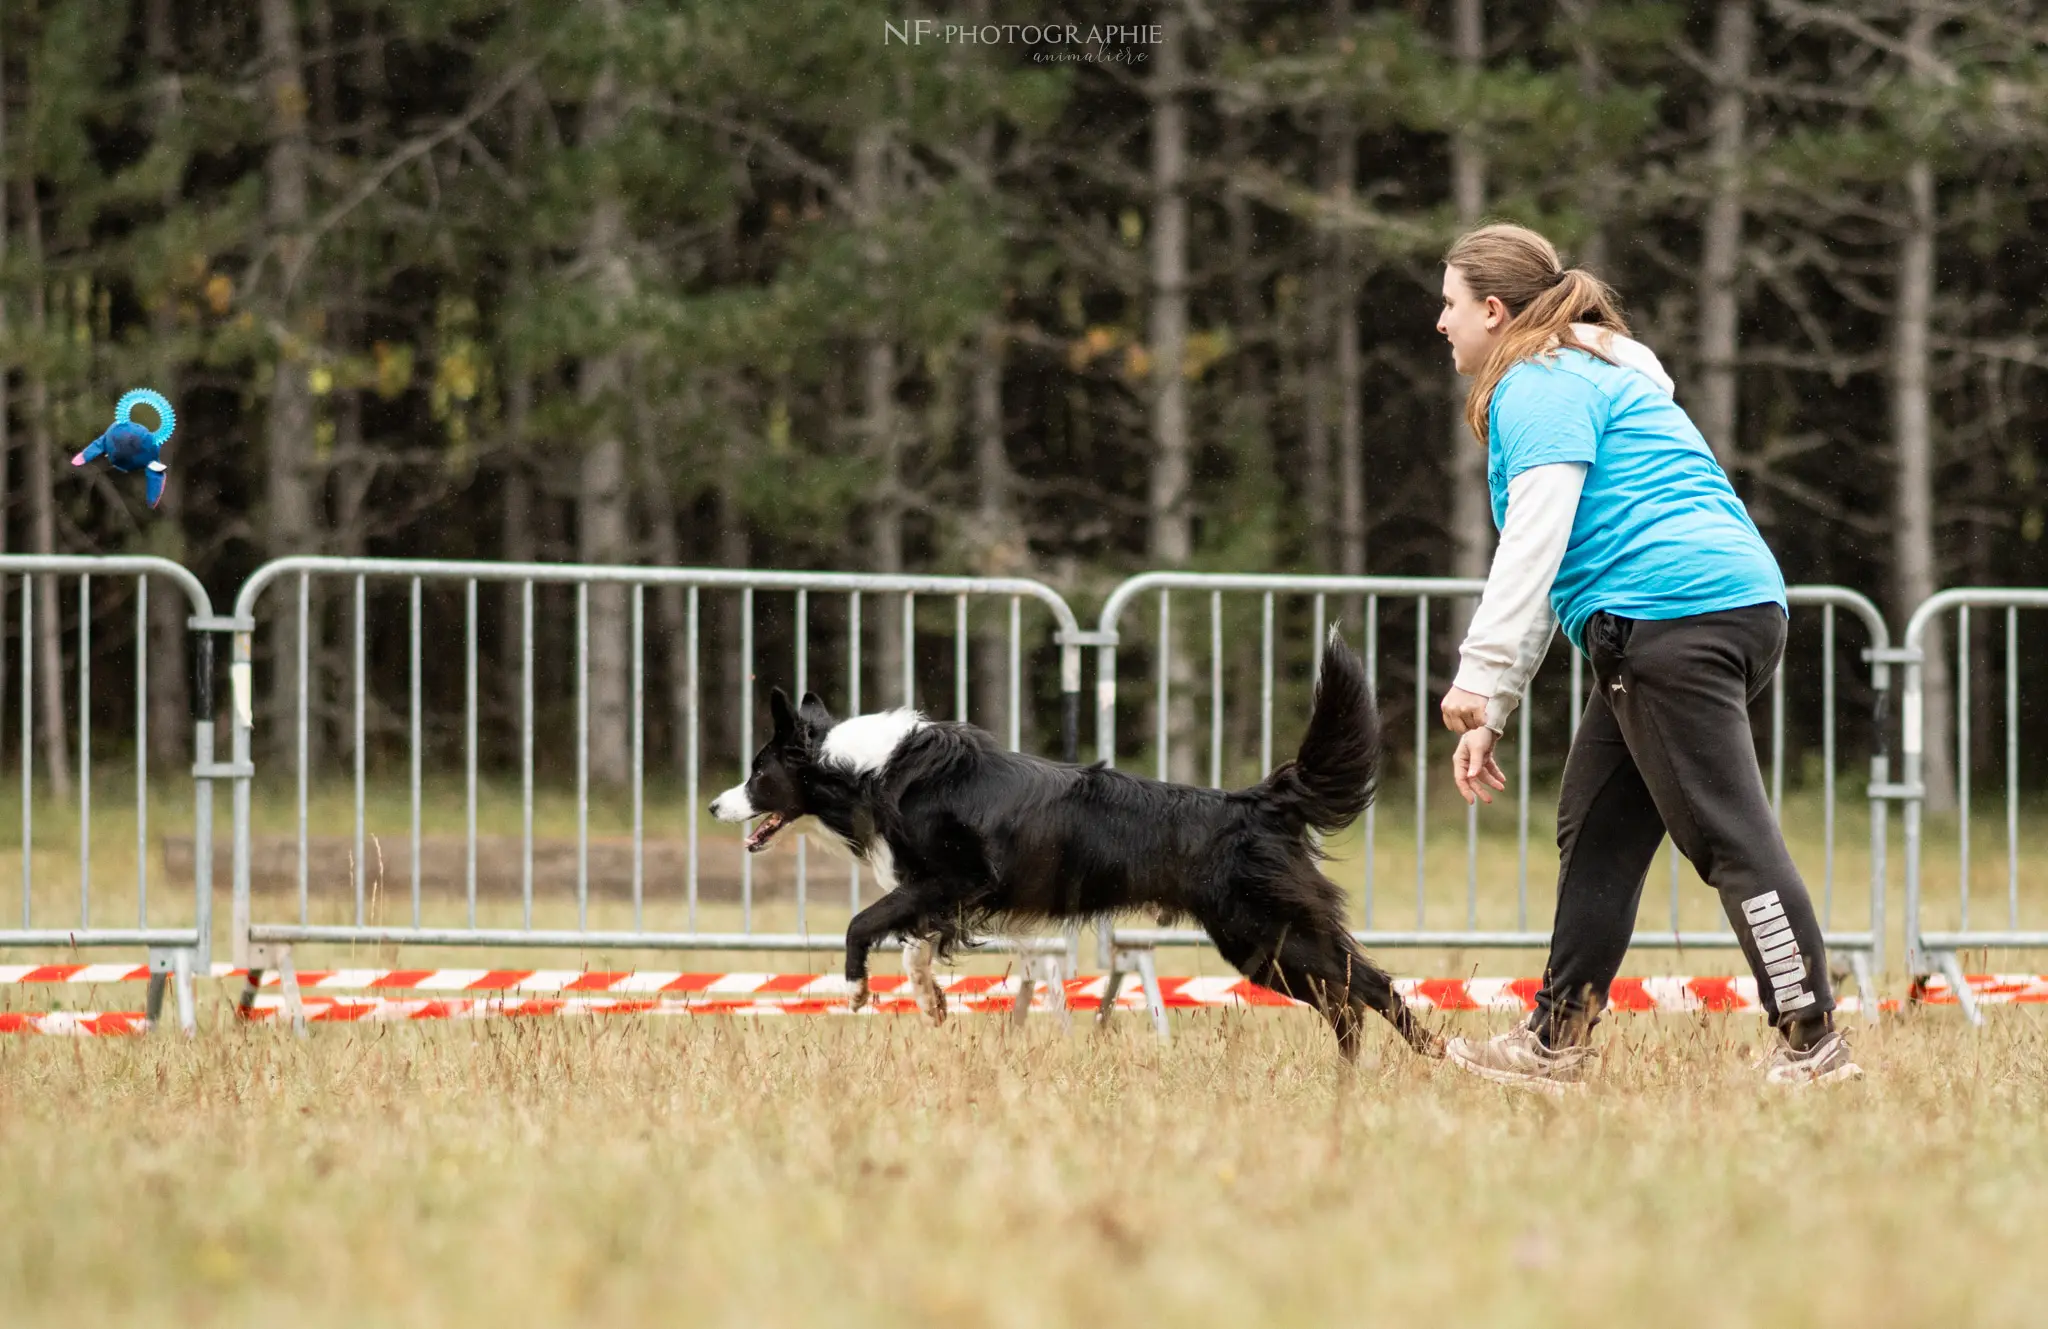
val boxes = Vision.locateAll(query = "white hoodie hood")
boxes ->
[1569,322,1675,397]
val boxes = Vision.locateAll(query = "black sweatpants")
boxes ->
[1530,602,1836,1047]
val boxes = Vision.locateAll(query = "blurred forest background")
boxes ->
[2,0,2045,803]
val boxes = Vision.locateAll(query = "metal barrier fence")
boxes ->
[225,558,1084,1022]
[30,549,2048,1038]
[1084,573,1895,1038]
[1900,589,2048,1023]
[0,555,228,1032]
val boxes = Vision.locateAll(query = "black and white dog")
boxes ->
[710,630,1442,1060]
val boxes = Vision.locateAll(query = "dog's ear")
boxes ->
[769,687,797,741]
[797,691,835,739]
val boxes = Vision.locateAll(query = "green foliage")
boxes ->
[2,0,2048,776]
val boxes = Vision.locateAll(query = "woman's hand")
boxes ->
[1453,728,1508,806]
[1440,686,1489,733]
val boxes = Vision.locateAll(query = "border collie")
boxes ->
[710,629,1442,1061]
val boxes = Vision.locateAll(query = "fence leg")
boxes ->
[144,954,169,1031]
[277,945,309,1037]
[236,969,266,1021]
[173,948,196,1036]
[1847,951,1879,1024]
[1134,948,1169,1043]
[1011,958,1037,1029]
[143,947,198,1036]
[1042,954,1071,1033]
[1934,951,1983,1027]
[239,942,282,1023]
[1097,954,1125,1030]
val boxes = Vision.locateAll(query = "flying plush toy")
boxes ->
[73,388,176,508]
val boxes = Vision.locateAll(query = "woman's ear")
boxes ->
[1483,294,1510,331]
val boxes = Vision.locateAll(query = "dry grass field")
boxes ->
[1,1007,2045,1326]
[3,776,2047,1324]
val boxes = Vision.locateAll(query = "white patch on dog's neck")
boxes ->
[796,816,852,859]
[820,710,926,775]
[795,818,899,894]
[866,839,899,893]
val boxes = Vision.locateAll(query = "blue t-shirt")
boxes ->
[1487,348,1786,653]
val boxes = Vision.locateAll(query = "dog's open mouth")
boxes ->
[744,812,789,853]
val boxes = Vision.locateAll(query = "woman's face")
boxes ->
[1437,265,1509,376]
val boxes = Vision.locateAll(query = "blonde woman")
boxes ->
[1433,223,1859,1089]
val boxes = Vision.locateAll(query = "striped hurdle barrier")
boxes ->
[8,970,2047,1034]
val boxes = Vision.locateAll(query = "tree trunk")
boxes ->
[1300,3,1352,573]
[1301,262,1332,570]
[259,0,318,764]
[970,316,1018,737]
[1893,6,1952,813]
[1222,107,1265,459]
[500,67,539,747]
[576,0,633,786]
[501,368,534,733]
[1560,0,1611,272]
[308,0,336,131]
[636,371,693,770]
[1331,66,1365,581]
[1966,363,2000,775]
[1151,3,1197,782]
[1966,467,1991,783]
[144,0,190,764]
[21,170,69,799]
[960,0,1014,734]
[1148,9,1192,571]
[1337,274,1365,584]
[0,18,11,763]
[1448,0,1491,597]
[1894,147,1953,812]
[854,125,907,707]
[1696,0,1751,478]
[962,0,1014,734]
[714,416,749,756]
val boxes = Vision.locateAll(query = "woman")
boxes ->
[1432,223,1859,1089]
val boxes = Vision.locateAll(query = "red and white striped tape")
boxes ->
[4,964,2045,1009]
[5,970,2044,1035]
[0,967,1844,1010]
[0,1011,151,1036]
[0,964,198,985]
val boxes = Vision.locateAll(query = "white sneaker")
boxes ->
[1445,1026,1596,1095]
[1762,1029,1864,1085]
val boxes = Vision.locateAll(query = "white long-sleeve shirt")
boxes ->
[1452,325,1676,734]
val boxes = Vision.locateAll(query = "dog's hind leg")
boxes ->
[1207,914,1441,1061]
[1201,916,1350,1056]
[1252,943,1370,1061]
[1295,934,1442,1061]
[904,936,946,1025]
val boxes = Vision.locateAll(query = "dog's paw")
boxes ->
[1414,1029,1448,1061]
[919,984,948,1026]
[849,978,872,1013]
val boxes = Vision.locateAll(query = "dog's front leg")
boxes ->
[843,889,929,1015]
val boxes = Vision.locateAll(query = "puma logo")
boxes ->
[1741,891,1817,1012]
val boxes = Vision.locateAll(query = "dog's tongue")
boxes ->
[744,812,786,853]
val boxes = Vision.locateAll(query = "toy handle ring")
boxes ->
[114,389,177,446]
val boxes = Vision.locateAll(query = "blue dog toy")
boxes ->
[72,389,176,508]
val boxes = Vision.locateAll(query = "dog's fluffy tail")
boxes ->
[1257,627,1379,836]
